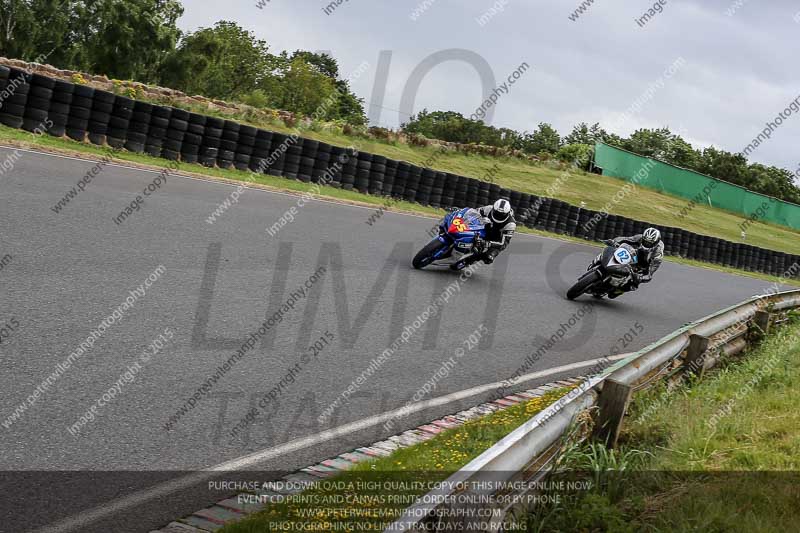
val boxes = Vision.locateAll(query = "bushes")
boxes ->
[556,143,593,166]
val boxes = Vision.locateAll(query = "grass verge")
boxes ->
[2,125,797,288]
[219,388,570,532]
[518,315,800,532]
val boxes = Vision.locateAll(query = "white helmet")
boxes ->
[491,199,512,224]
[643,227,661,248]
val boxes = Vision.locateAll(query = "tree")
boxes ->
[557,144,593,166]
[78,0,183,82]
[162,21,271,98]
[0,0,77,64]
[266,56,338,118]
[663,136,701,169]
[287,50,366,124]
[564,122,610,146]
[623,128,673,159]
[521,123,561,154]
[402,110,495,144]
[697,147,749,187]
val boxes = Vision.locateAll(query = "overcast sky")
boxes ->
[177,0,800,173]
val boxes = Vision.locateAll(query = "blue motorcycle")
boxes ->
[413,208,487,270]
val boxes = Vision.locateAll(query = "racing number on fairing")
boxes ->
[451,217,468,233]
[614,248,632,265]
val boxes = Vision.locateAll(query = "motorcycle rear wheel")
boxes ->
[567,271,601,300]
[413,240,448,269]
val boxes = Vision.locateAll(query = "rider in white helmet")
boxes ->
[456,199,516,268]
[605,227,664,294]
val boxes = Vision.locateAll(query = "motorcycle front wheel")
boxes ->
[412,239,450,269]
[567,270,602,300]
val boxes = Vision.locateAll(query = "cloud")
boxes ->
[177,0,800,170]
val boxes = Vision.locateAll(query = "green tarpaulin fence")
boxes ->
[593,142,800,231]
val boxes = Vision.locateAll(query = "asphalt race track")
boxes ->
[0,146,784,532]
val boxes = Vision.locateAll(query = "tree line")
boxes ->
[0,1,367,124]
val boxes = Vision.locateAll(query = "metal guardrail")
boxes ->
[387,289,800,532]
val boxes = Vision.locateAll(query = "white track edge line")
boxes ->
[32,353,627,533]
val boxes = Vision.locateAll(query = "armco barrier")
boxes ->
[3,68,799,277]
[388,288,800,532]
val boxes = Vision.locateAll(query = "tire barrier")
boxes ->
[3,70,797,278]
[0,67,30,130]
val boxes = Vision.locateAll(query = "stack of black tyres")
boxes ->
[392,162,410,198]
[382,158,397,195]
[299,139,317,182]
[443,173,459,208]
[368,155,386,196]
[327,145,346,187]
[312,141,332,183]
[465,178,480,207]
[1,67,31,129]
[524,197,539,229]
[679,229,690,257]
[533,198,549,230]
[163,108,188,161]
[283,135,302,179]
[107,95,134,149]
[549,200,565,233]
[218,120,240,169]
[234,124,256,171]
[339,147,358,189]
[515,194,533,226]
[403,165,422,202]
[250,129,272,174]
[146,105,171,158]
[565,205,581,235]
[124,101,151,153]
[452,174,468,208]
[574,208,591,239]
[22,73,51,133]
[88,89,115,145]
[600,214,616,241]
[429,171,446,208]
[417,168,435,206]
[200,116,223,167]
[593,213,608,241]
[508,190,521,217]
[66,85,93,141]
[479,181,492,206]
[182,113,206,164]
[0,66,21,128]
[354,152,371,193]
[46,80,73,137]
[268,132,290,177]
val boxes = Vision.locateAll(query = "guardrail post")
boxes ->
[593,378,633,448]
[750,310,771,341]
[684,334,710,378]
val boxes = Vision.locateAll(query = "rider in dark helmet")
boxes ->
[603,227,664,297]
[452,199,517,270]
